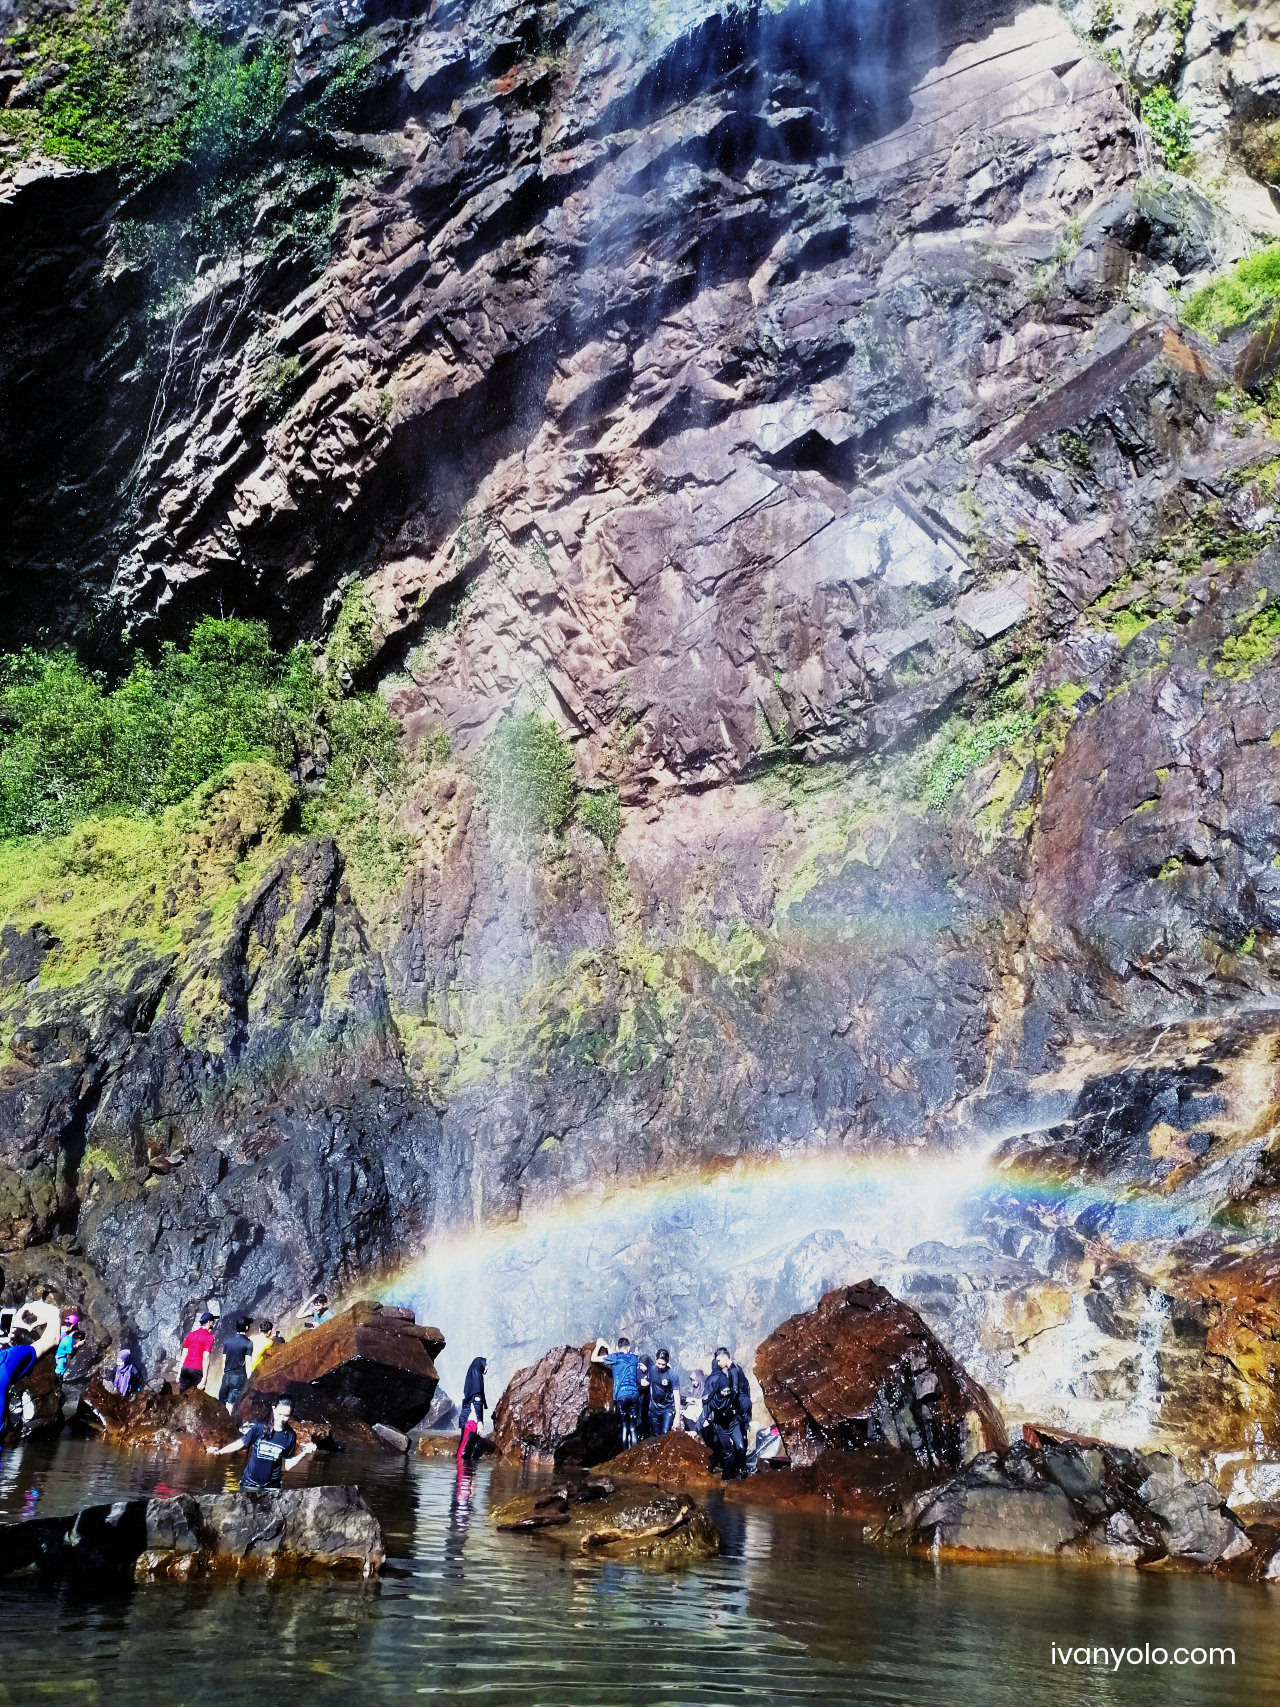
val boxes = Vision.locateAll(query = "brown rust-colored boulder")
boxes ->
[245,1302,444,1432]
[78,1379,239,1454]
[756,1280,1007,1472]
[492,1343,621,1466]
[594,1430,719,1491]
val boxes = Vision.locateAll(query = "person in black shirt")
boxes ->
[218,1315,254,1413]
[206,1395,316,1488]
[700,1347,750,1478]
[642,1349,681,1436]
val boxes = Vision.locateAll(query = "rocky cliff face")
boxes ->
[3,0,1280,1497]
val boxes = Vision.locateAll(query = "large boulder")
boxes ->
[0,1486,384,1581]
[725,1444,940,1522]
[245,1302,444,1433]
[77,1379,239,1454]
[755,1281,1007,1472]
[893,1426,1253,1570]
[492,1343,621,1467]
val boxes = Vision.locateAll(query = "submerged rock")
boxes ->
[725,1445,940,1524]
[491,1481,719,1569]
[893,1426,1254,1571]
[756,1281,1007,1471]
[0,1486,384,1582]
[245,1302,444,1433]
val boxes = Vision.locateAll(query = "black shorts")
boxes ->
[178,1368,203,1391]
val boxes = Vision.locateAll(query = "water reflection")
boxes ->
[0,1438,1274,1705]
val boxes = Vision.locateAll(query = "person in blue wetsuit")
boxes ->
[591,1336,641,1447]
[0,1332,38,1442]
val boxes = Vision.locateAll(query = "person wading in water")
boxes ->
[457,1357,488,1467]
[207,1395,316,1488]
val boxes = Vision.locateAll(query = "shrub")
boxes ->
[1184,244,1280,338]
[579,788,621,851]
[1142,87,1192,172]
[478,713,576,838]
[921,709,1033,810]
[0,607,402,841]
[0,0,287,179]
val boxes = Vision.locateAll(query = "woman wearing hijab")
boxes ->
[112,1348,140,1398]
[457,1357,487,1468]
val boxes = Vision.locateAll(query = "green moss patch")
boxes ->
[1184,245,1280,339]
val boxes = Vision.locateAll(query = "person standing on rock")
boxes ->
[248,1320,278,1374]
[206,1394,317,1489]
[700,1347,751,1479]
[643,1349,682,1436]
[457,1356,488,1468]
[591,1336,642,1448]
[54,1314,81,1380]
[179,1312,215,1392]
[218,1316,254,1412]
[296,1292,334,1331]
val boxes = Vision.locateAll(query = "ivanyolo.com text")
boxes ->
[1050,1644,1235,1669]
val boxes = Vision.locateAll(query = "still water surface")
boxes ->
[0,1438,1274,1705]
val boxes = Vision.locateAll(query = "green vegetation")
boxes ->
[0,0,286,177]
[1142,86,1192,172]
[0,593,398,843]
[921,708,1034,810]
[1184,244,1280,338]
[478,713,577,839]
[578,787,621,851]
[1215,598,1280,680]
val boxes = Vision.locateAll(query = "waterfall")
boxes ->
[1114,1290,1171,1448]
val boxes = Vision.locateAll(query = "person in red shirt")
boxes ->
[179,1312,215,1392]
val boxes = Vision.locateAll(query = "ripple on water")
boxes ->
[0,1440,1275,1706]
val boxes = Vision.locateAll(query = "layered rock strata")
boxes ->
[2,0,1280,1495]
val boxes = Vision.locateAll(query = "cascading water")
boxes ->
[387,1146,1002,1399]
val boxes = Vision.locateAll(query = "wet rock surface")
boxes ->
[244,1301,445,1433]
[594,1431,720,1491]
[77,1380,240,1455]
[491,1343,621,1466]
[893,1425,1260,1572]
[2,0,1280,1499]
[756,1281,1007,1471]
[491,1481,719,1569]
[725,1444,940,1523]
[0,1486,384,1581]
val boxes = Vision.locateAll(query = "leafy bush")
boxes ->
[1184,244,1280,337]
[478,714,577,838]
[921,709,1033,810]
[579,788,621,851]
[0,609,398,840]
[1142,87,1192,171]
[0,0,287,178]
